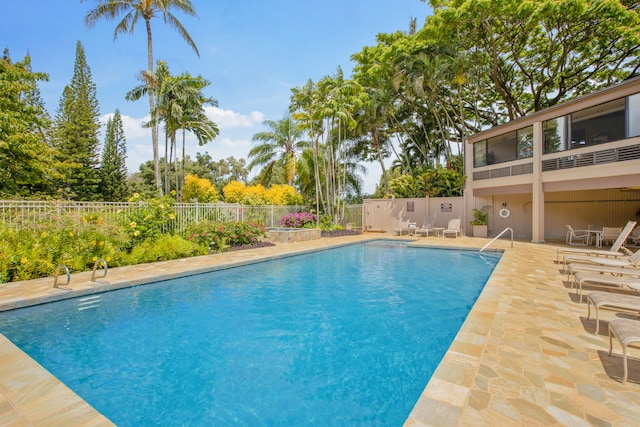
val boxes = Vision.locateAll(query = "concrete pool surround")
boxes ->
[0,234,639,426]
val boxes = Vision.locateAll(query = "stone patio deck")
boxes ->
[0,234,638,426]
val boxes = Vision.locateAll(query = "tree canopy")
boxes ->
[0,50,59,197]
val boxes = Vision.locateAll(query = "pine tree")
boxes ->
[0,49,60,197]
[52,40,101,200]
[100,110,129,201]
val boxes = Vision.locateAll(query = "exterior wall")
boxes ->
[471,193,533,239]
[544,189,640,239]
[363,197,465,234]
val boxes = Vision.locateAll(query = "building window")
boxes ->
[473,125,533,167]
[569,98,625,148]
[629,93,640,138]
[473,140,487,167]
[487,131,516,164]
[543,116,567,153]
[517,126,534,158]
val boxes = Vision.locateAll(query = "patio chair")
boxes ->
[627,227,640,247]
[563,236,640,271]
[557,220,636,264]
[565,249,640,283]
[608,318,640,383]
[587,291,640,334]
[600,226,623,247]
[573,271,640,301]
[443,218,461,238]
[567,261,640,282]
[565,225,590,246]
[415,215,436,237]
[392,219,411,236]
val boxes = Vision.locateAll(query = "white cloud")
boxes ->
[205,106,265,129]
[219,137,250,148]
[99,112,151,140]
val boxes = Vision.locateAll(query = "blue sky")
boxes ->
[2,0,431,193]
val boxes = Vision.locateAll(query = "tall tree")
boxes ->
[52,41,101,200]
[100,109,129,201]
[0,49,59,197]
[83,0,200,195]
[248,116,305,187]
[424,0,640,121]
[290,79,326,218]
[126,61,217,199]
[317,67,367,223]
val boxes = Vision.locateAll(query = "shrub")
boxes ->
[123,194,177,245]
[279,212,317,228]
[0,212,130,282]
[0,229,53,283]
[126,234,208,264]
[243,184,267,205]
[182,174,219,203]
[222,180,246,203]
[185,220,267,253]
[265,184,304,205]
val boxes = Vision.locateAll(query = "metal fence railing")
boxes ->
[0,200,363,234]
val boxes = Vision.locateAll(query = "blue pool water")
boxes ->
[0,241,500,426]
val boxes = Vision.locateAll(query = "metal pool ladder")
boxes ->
[91,258,108,282]
[53,264,71,288]
[479,228,513,252]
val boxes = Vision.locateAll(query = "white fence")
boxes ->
[0,200,363,233]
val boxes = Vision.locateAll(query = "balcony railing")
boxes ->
[473,143,640,180]
[542,144,640,172]
[473,162,533,181]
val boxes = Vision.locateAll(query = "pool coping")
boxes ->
[1,234,639,426]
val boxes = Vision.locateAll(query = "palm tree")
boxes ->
[175,85,218,200]
[317,67,367,223]
[290,80,326,217]
[127,61,218,199]
[248,116,306,187]
[82,0,200,195]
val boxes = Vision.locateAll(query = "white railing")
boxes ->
[479,227,513,252]
[0,200,364,233]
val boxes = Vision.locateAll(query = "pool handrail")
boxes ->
[479,228,513,252]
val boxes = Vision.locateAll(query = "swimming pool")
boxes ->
[0,241,500,426]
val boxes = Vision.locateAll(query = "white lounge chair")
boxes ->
[573,271,640,301]
[392,219,411,236]
[567,262,640,285]
[566,225,589,246]
[587,291,640,334]
[600,226,623,247]
[443,218,461,238]
[627,228,640,247]
[565,247,640,277]
[608,318,640,383]
[415,215,436,237]
[557,220,636,264]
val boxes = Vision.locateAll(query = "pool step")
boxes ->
[77,295,101,311]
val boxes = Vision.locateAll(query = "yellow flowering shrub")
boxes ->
[182,174,219,203]
[223,181,303,205]
[222,180,246,203]
[243,184,267,205]
[222,181,267,205]
[265,184,304,205]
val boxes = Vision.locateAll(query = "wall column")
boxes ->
[531,121,545,243]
